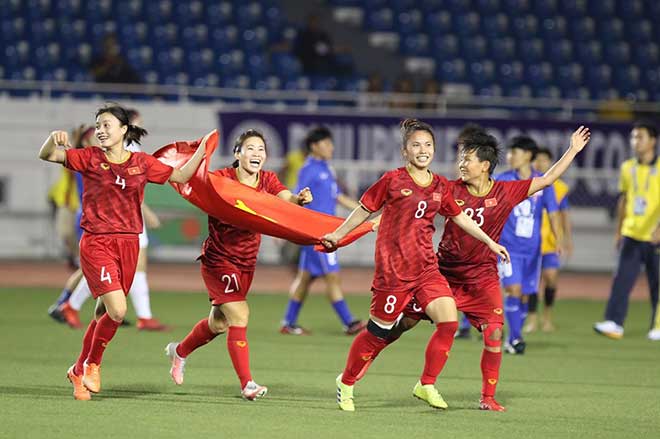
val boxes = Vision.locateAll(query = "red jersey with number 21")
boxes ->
[438,179,531,284]
[65,147,173,234]
[360,167,462,291]
[201,167,287,270]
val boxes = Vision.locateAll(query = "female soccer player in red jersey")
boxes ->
[357,126,591,412]
[321,119,510,412]
[38,104,211,400]
[165,129,313,401]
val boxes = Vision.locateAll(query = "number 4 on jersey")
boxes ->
[115,175,126,189]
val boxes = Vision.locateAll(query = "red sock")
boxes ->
[74,320,97,376]
[342,330,388,385]
[176,318,219,358]
[86,314,121,365]
[227,326,251,388]
[420,321,458,385]
[481,349,502,397]
[355,332,400,382]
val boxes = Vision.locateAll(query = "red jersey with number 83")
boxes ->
[438,179,531,283]
[65,147,173,234]
[360,167,461,291]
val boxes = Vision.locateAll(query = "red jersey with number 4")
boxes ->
[65,147,173,234]
[438,179,531,283]
[360,167,461,291]
[201,167,287,270]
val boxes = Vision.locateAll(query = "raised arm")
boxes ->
[38,131,70,163]
[169,130,214,184]
[321,205,372,249]
[528,126,590,196]
[451,211,510,262]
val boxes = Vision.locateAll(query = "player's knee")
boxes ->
[106,305,127,322]
[367,319,394,339]
[208,317,228,334]
[483,323,503,348]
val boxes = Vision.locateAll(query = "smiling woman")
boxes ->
[164,128,313,401]
[37,103,212,401]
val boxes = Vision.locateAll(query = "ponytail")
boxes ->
[400,118,435,148]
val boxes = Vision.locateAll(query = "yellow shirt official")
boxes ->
[541,179,570,254]
[619,157,660,242]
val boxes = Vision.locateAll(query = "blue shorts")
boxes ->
[298,246,340,278]
[75,209,83,242]
[541,252,561,270]
[498,253,542,295]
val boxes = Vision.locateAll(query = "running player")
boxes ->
[52,109,171,331]
[355,126,590,411]
[38,104,210,400]
[322,119,510,412]
[525,147,573,333]
[165,129,313,400]
[280,126,366,336]
[497,136,565,354]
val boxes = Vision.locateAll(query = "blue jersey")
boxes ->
[496,169,558,256]
[296,157,341,215]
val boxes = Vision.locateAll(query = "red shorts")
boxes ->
[404,276,503,329]
[79,233,139,298]
[370,269,453,322]
[201,262,255,306]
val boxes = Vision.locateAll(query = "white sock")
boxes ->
[129,271,152,319]
[69,277,91,311]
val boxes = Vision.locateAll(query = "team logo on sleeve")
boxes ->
[400,189,413,196]
[100,163,110,170]
[128,166,142,175]
[455,199,465,206]
[493,308,503,315]
[485,198,498,207]
[488,379,498,385]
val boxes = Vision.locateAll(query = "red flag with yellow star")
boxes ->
[153,131,373,247]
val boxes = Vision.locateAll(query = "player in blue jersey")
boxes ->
[496,136,564,354]
[280,127,367,335]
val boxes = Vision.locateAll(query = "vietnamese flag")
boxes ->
[153,130,373,247]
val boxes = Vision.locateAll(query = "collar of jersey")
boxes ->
[103,149,132,164]
[234,167,260,188]
[636,154,658,166]
[466,178,494,197]
[405,165,433,188]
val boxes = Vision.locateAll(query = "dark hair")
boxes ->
[304,126,332,152]
[125,108,141,124]
[632,120,658,138]
[457,123,486,146]
[535,147,553,160]
[400,118,435,148]
[508,135,538,160]
[95,104,148,145]
[461,131,501,175]
[232,129,266,168]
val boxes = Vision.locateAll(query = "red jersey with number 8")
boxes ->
[438,179,531,283]
[360,167,461,291]
[65,147,173,234]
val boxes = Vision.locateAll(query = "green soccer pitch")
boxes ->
[2,288,659,439]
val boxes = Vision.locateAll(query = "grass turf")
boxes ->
[1,288,659,439]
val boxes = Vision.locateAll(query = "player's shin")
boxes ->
[481,323,503,398]
[420,321,458,385]
[342,319,391,385]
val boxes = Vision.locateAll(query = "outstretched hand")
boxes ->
[570,126,591,152]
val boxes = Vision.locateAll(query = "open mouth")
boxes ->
[416,155,430,163]
[248,158,262,167]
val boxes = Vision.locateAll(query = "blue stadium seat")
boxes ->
[613,66,640,94]
[597,18,623,43]
[476,84,502,97]
[539,16,566,40]
[643,67,660,93]
[532,0,558,17]
[389,0,417,12]
[468,60,496,87]
[604,42,630,65]
[503,0,530,13]
[270,53,301,77]
[636,43,659,69]
[424,11,452,36]
[561,0,587,18]
[395,10,423,36]
[475,0,501,15]
[241,27,269,53]
[236,3,263,27]
[211,26,238,52]
[526,62,553,89]
[246,53,270,79]
[533,85,560,99]
[588,0,615,19]
[365,8,394,32]
[557,63,583,90]
[482,14,509,39]
[454,13,480,38]
[216,50,245,77]
[489,37,515,63]
[586,64,612,89]
[207,2,234,27]
[627,20,653,43]
[461,36,487,61]
[253,75,281,91]
[511,15,538,39]
[436,59,466,82]
[547,39,572,64]
[431,34,459,60]
[419,0,447,13]
[569,17,595,42]
[338,76,367,92]
[561,86,590,100]
[310,75,338,91]
[503,84,532,98]
[401,33,430,57]
[575,41,602,64]
[519,39,544,64]
[498,61,524,86]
